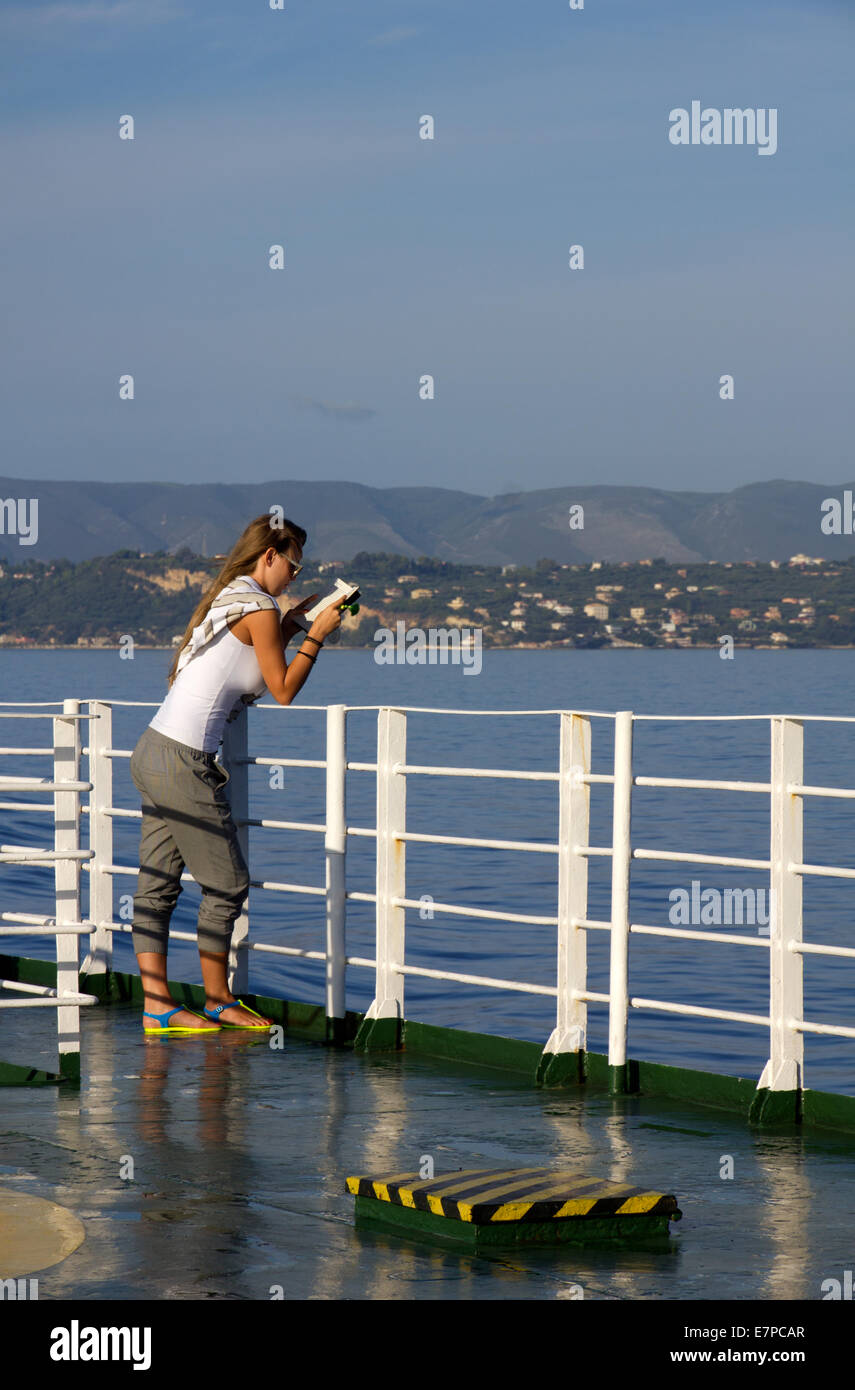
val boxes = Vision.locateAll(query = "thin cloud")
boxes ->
[0,1,185,32]
[365,26,421,48]
[290,394,377,423]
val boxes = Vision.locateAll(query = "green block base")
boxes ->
[354,1015,402,1052]
[59,1052,81,1083]
[536,1049,585,1087]
[354,1196,676,1248]
[748,1087,802,1127]
[609,1061,641,1095]
[0,1059,64,1087]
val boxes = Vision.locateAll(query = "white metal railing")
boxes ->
[3,697,855,1098]
[0,699,98,1077]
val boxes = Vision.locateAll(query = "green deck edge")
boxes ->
[353,1195,676,1248]
[0,1059,64,1086]
[3,953,855,1136]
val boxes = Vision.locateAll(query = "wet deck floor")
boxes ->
[2,1001,855,1300]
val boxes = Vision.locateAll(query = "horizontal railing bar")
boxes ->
[1,911,55,925]
[576,846,613,858]
[346,762,378,772]
[630,923,771,947]
[0,778,91,791]
[239,756,326,769]
[791,784,855,800]
[333,706,618,718]
[110,923,198,944]
[345,826,377,839]
[102,862,173,879]
[0,801,54,813]
[0,712,92,719]
[396,831,558,854]
[574,919,770,949]
[632,848,770,870]
[0,847,94,863]
[573,990,610,1003]
[244,942,326,962]
[793,1018,855,1039]
[792,862,855,881]
[79,700,159,707]
[396,763,559,782]
[13,702,855,723]
[394,962,557,996]
[345,891,378,903]
[632,714,782,722]
[249,879,326,896]
[629,996,770,1027]
[634,776,771,793]
[0,925,90,935]
[239,818,326,833]
[0,997,97,1008]
[0,978,91,998]
[108,924,374,968]
[0,747,52,756]
[795,941,855,960]
[393,895,557,926]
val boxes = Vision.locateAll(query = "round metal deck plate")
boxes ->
[0,1189,85,1276]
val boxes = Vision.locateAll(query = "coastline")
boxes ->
[1,642,851,653]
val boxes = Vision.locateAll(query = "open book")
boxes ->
[288,579,361,644]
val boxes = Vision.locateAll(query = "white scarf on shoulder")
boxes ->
[176,576,280,723]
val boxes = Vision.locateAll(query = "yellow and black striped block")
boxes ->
[346,1167,681,1246]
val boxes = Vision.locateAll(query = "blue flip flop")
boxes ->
[143,1005,220,1034]
[200,999,272,1030]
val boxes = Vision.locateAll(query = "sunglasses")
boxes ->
[285,556,303,578]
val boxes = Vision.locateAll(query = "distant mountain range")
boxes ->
[1,476,852,565]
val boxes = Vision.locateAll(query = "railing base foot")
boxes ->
[79,969,121,1002]
[749,1086,802,1127]
[536,1049,585,1087]
[354,1015,402,1052]
[325,1015,349,1046]
[608,1061,640,1095]
[59,1052,80,1083]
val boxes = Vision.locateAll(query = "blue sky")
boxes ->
[1,0,852,496]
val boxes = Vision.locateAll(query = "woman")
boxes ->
[129,513,342,1034]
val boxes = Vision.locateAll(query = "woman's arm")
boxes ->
[242,605,343,705]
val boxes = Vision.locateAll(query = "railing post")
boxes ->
[538,712,591,1085]
[54,699,82,1081]
[222,706,250,996]
[608,711,634,1094]
[752,716,804,1124]
[82,700,113,980]
[325,703,347,1042]
[355,707,406,1051]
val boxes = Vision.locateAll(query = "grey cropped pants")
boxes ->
[129,725,250,956]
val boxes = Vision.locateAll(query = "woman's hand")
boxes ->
[309,602,344,643]
[279,594,319,646]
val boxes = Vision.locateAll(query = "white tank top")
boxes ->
[150,587,267,752]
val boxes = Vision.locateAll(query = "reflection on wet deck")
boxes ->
[1,1000,853,1300]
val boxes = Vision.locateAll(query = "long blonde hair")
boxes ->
[166,513,307,687]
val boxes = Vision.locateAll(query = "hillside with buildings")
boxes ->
[0,549,852,649]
